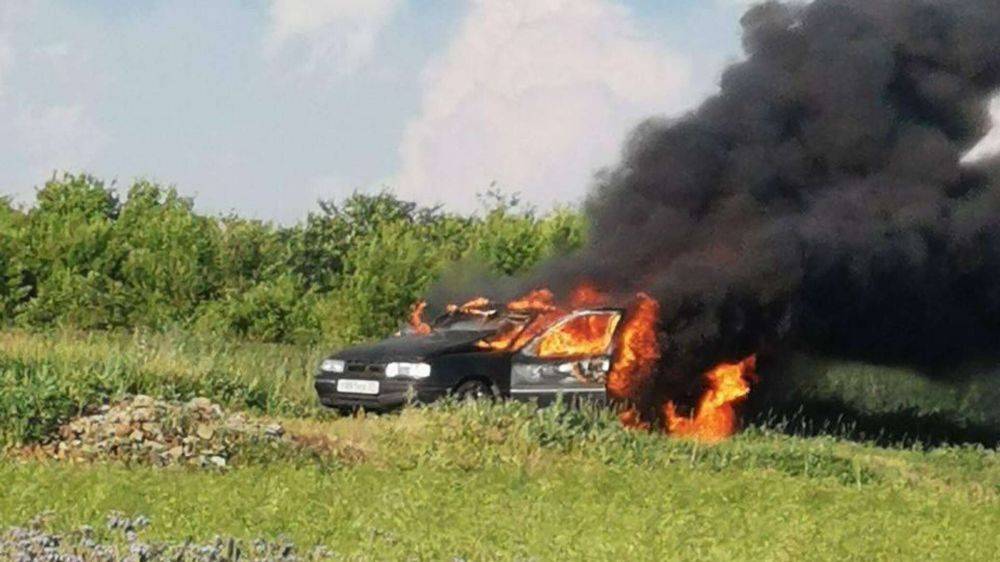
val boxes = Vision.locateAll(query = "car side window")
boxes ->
[521,311,621,358]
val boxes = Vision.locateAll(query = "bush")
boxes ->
[0,359,82,447]
[14,175,124,328]
[215,217,287,292]
[474,193,585,275]
[0,200,29,319]
[113,182,221,327]
[196,275,319,343]
[334,221,454,339]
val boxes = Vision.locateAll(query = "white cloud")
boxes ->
[13,104,108,180]
[265,0,402,77]
[0,3,26,98]
[0,1,107,201]
[0,43,9,97]
[394,0,697,212]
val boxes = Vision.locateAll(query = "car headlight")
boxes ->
[385,362,431,379]
[320,359,346,373]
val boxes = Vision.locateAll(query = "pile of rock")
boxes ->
[43,395,284,468]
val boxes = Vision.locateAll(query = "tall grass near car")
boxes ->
[3,328,1000,451]
[747,354,1000,448]
[0,330,323,447]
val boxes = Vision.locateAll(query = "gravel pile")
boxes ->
[40,396,285,468]
[1,513,332,561]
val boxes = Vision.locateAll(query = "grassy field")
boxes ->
[3,409,999,560]
[1,330,998,560]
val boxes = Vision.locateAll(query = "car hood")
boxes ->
[332,330,493,363]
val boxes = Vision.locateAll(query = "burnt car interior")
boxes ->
[421,302,624,397]
[510,309,621,397]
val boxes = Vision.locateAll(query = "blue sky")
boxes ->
[2,1,759,222]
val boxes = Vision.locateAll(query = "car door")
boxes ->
[508,309,623,403]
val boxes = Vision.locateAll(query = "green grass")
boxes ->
[0,329,328,446]
[1,330,999,560]
[0,329,325,410]
[765,354,1000,424]
[2,410,998,560]
[748,354,1000,448]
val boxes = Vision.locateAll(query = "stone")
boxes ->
[196,424,214,440]
[41,395,286,469]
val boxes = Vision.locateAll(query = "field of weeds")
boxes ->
[1,330,998,560]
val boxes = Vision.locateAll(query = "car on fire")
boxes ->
[314,301,624,412]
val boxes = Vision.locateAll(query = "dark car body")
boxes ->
[314,307,623,411]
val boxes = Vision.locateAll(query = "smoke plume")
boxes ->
[529,0,1000,405]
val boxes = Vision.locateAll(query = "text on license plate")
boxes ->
[336,379,379,395]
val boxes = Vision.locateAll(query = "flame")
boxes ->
[481,285,618,353]
[408,301,431,335]
[477,288,563,351]
[446,297,493,315]
[664,355,757,443]
[534,312,620,358]
[406,285,758,442]
[603,293,661,429]
[617,407,652,431]
[569,283,607,308]
[606,293,660,402]
[506,288,558,313]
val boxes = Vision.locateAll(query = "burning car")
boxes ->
[314,287,757,443]
[314,290,626,412]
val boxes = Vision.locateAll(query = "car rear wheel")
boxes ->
[454,379,495,402]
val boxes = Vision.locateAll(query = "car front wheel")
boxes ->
[453,379,494,401]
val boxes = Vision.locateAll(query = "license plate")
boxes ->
[336,379,379,395]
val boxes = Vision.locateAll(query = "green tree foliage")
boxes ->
[0,199,29,317]
[473,192,585,275]
[16,175,124,329]
[0,174,587,343]
[114,182,221,326]
[196,274,319,343]
[215,217,287,291]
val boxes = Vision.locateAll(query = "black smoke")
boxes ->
[527,0,1000,406]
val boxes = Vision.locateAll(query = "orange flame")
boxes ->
[533,312,620,358]
[569,282,607,308]
[476,288,563,351]
[606,293,660,401]
[664,355,757,443]
[446,297,493,316]
[506,288,558,313]
[408,301,432,335]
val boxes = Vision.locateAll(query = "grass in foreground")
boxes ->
[2,402,999,560]
[1,330,999,559]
